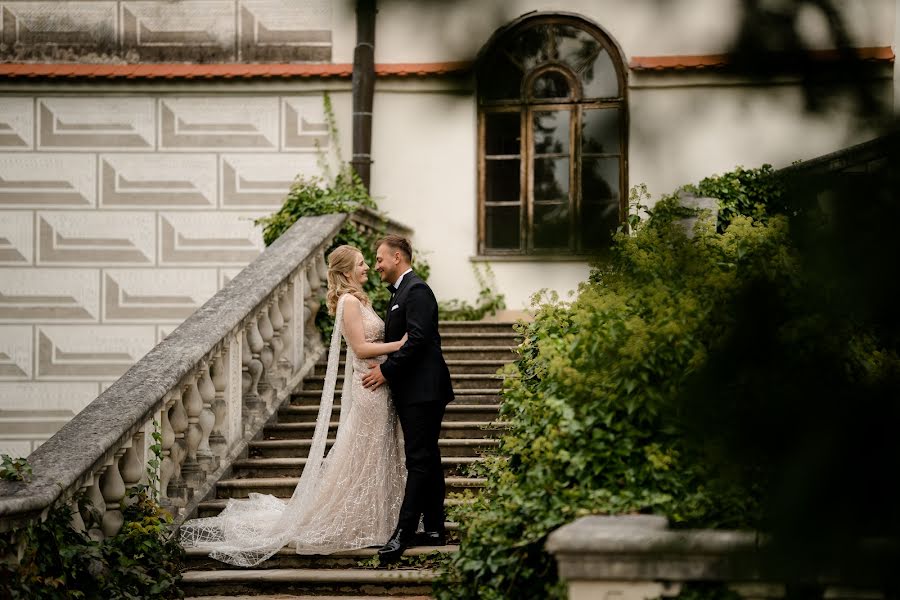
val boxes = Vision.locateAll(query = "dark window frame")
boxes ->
[477,14,629,258]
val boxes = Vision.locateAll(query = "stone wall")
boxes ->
[0,0,333,63]
[0,91,332,456]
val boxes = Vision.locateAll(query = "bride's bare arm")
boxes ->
[342,295,406,359]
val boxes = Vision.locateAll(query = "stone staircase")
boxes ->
[181,320,519,598]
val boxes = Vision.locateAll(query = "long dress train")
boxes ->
[179,294,406,567]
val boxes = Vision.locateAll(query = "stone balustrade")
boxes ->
[0,213,346,548]
[546,515,898,600]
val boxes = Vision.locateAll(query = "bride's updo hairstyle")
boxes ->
[325,245,369,315]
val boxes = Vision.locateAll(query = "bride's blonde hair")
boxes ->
[325,245,370,315]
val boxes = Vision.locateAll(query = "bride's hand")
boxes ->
[400,333,409,345]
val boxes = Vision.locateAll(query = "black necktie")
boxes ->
[386,284,397,294]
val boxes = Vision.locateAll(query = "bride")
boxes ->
[180,245,407,567]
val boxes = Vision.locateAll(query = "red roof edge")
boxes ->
[0,61,472,80]
[630,46,895,71]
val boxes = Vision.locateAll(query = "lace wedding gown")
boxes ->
[180,295,406,567]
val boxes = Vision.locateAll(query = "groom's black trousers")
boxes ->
[396,401,446,535]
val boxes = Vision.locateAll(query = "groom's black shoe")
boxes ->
[414,529,447,546]
[377,529,411,564]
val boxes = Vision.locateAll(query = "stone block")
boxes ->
[0,153,96,208]
[100,153,217,209]
[0,268,99,322]
[220,153,317,209]
[102,268,218,322]
[159,97,279,152]
[36,211,156,266]
[37,98,155,151]
[157,211,266,266]
[35,324,155,380]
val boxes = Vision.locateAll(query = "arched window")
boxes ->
[477,15,627,256]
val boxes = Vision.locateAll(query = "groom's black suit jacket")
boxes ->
[380,272,453,407]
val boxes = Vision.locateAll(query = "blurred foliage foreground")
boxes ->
[435,141,900,599]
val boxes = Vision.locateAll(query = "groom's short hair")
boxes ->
[376,235,412,263]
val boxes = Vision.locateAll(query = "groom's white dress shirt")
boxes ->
[393,268,413,289]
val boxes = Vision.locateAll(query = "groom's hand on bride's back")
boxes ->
[362,364,387,390]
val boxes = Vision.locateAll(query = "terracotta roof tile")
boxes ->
[0,61,470,80]
[630,46,894,71]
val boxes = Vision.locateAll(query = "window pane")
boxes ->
[581,158,620,203]
[582,109,620,154]
[531,71,571,99]
[512,24,552,72]
[581,199,620,250]
[485,159,520,203]
[533,111,570,155]
[478,51,524,101]
[486,205,520,249]
[534,157,569,201]
[582,49,620,98]
[485,113,520,155]
[534,203,570,249]
[555,25,602,74]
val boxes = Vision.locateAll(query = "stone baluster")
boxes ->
[197,360,217,473]
[167,388,189,510]
[69,482,88,533]
[257,304,275,405]
[120,435,144,505]
[241,329,253,405]
[181,375,205,487]
[159,395,176,504]
[304,263,320,349]
[85,471,106,541]
[245,319,265,429]
[316,248,328,294]
[270,294,285,372]
[279,283,294,373]
[100,449,127,537]
[209,351,228,460]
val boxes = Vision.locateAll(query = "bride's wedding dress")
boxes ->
[180,294,406,567]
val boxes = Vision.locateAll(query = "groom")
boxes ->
[362,234,454,563]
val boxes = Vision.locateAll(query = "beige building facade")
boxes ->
[0,0,897,455]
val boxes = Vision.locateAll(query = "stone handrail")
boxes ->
[0,213,347,539]
[546,516,898,600]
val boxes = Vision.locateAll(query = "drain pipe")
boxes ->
[351,0,376,190]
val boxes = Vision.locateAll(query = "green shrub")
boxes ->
[0,488,184,599]
[436,197,789,598]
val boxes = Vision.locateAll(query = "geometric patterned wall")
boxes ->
[0,92,329,456]
[0,0,338,457]
[0,0,332,62]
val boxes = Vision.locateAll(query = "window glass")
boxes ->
[534,203,570,249]
[582,109,620,154]
[533,111,570,155]
[486,205,521,249]
[531,71,571,99]
[485,159,520,203]
[485,113,521,155]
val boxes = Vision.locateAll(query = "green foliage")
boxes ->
[438,264,506,321]
[254,93,431,339]
[0,454,32,481]
[0,488,184,599]
[679,164,788,231]
[433,175,800,599]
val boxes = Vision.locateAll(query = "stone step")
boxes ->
[250,437,500,459]
[180,567,438,597]
[262,421,508,441]
[300,373,504,391]
[439,320,519,333]
[440,332,520,347]
[197,497,472,519]
[184,544,459,571]
[277,403,501,423]
[231,456,481,478]
[215,476,486,500]
[441,346,519,361]
[313,359,512,377]
[291,390,503,406]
